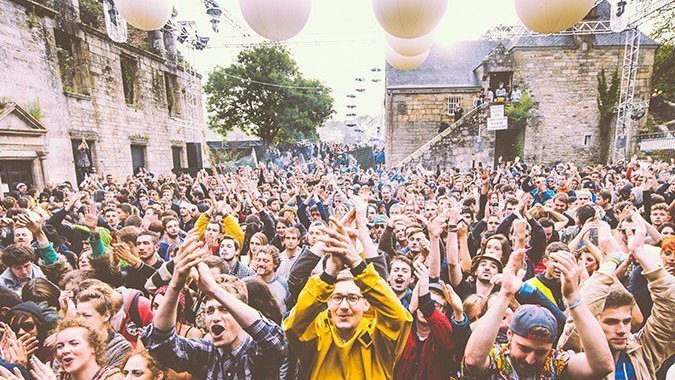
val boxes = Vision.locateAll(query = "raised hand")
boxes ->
[318,222,362,269]
[17,334,38,358]
[14,214,41,235]
[499,248,526,297]
[113,243,141,268]
[171,237,206,287]
[195,262,220,296]
[413,259,430,295]
[550,250,581,303]
[82,202,100,233]
[440,281,464,321]
[426,213,448,239]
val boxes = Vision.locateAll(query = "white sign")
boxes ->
[490,104,505,119]
[610,0,628,33]
[488,117,508,131]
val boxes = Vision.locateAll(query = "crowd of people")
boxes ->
[0,143,673,380]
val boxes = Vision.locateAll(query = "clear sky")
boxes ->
[171,0,521,121]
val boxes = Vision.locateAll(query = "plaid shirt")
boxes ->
[141,317,286,380]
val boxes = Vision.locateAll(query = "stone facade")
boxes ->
[401,104,493,171]
[385,89,475,165]
[509,45,654,164]
[386,30,657,167]
[0,0,208,190]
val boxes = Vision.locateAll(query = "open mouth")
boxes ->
[211,324,225,337]
[62,357,74,366]
[394,278,404,285]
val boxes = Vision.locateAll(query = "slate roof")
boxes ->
[385,40,498,90]
[386,0,658,90]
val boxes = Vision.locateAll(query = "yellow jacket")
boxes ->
[283,264,412,380]
[194,213,244,248]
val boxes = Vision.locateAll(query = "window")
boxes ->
[120,55,138,105]
[54,29,89,95]
[583,134,592,147]
[164,72,182,116]
[397,102,407,115]
[172,146,183,171]
[130,145,146,174]
[448,95,463,115]
[186,143,203,169]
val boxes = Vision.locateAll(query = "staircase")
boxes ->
[396,103,494,170]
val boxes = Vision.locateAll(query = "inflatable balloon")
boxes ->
[114,0,173,31]
[239,0,311,41]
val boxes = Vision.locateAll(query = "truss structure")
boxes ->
[485,0,674,162]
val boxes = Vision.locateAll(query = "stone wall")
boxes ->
[0,0,208,185]
[385,89,476,166]
[509,45,655,164]
[403,104,494,171]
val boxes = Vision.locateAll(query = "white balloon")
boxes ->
[114,0,173,31]
[239,0,311,41]
[514,0,595,34]
[386,44,429,70]
[386,32,435,57]
[373,0,449,39]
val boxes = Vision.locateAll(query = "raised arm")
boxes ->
[552,250,614,379]
[464,248,526,375]
[152,237,204,331]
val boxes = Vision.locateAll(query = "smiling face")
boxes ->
[328,280,369,338]
[13,227,32,246]
[56,327,97,375]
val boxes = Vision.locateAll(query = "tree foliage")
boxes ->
[204,45,334,144]
[650,7,674,101]
[504,93,533,127]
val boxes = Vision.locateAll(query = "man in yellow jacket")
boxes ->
[283,225,412,380]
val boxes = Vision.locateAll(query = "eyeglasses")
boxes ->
[328,293,364,306]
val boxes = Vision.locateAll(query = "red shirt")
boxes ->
[394,308,456,380]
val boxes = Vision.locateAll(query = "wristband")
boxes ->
[568,297,584,310]
[606,255,624,267]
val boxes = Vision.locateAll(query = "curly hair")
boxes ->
[257,245,281,270]
[56,317,107,366]
[1,244,35,267]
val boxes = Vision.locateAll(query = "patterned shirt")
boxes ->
[141,317,287,380]
[463,343,572,380]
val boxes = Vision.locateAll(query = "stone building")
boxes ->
[0,0,208,194]
[385,2,658,169]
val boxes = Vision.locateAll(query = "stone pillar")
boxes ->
[147,30,165,57]
[31,156,46,190]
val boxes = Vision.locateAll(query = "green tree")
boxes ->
[204,45,334,144]
[650,7,674,101]
[597,67,620,163]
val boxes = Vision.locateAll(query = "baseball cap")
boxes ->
[371,215,388,226]
[509,305,558,343]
